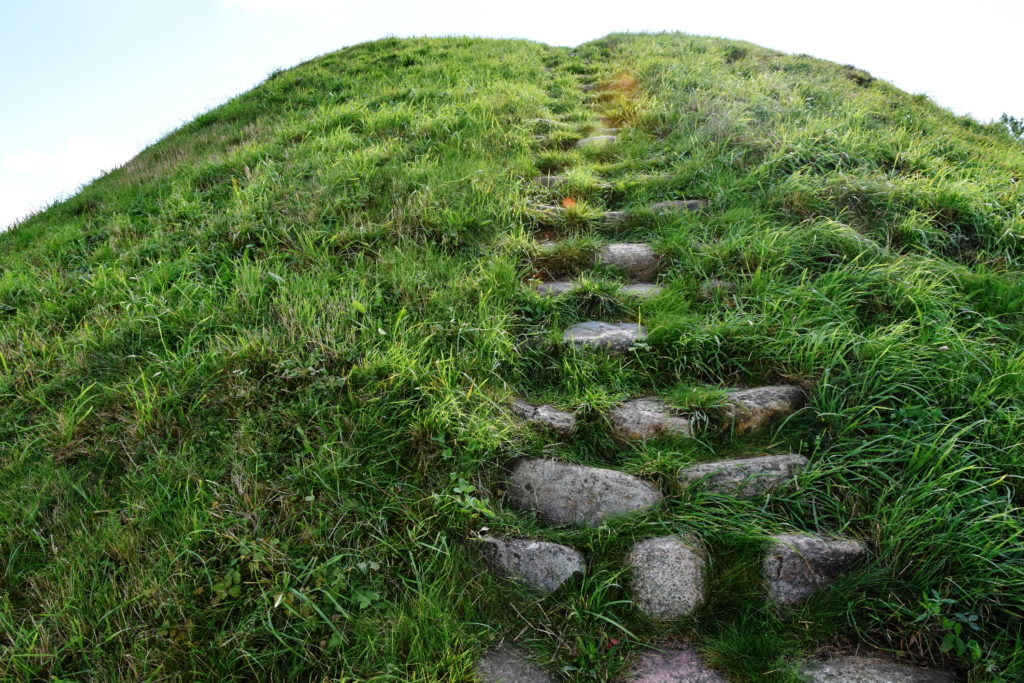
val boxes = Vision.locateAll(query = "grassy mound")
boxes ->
[1,34,1021,680]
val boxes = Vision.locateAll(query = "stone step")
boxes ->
[624,646,726,682]
[610,398,694,441]
[763,533,866,605]
[801,654,953,682]
[721,385,807,433]
[597,243,660,280]
[510,399,576,436]
[506,458,663,527]
[576,134,617,148]
[475,536,585,594]
[476,646,552,682]
[677,453,808,498]
[650,199,708,213]
[533,280,662,300]
[563,321,647,352]
[532,174,613,191]
[627,535,706,620]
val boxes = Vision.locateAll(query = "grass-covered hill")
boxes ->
[1,33,1022,681]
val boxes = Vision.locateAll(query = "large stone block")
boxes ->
[610,398,694,441]
[563,321,647,352]
[678,454,807,498]
[475,536,585,594]
[627,536,707,620]
[764,533,866,605]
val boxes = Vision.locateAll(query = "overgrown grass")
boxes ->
[0,33,1021,681]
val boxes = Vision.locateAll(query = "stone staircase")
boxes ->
[472,61,953,683]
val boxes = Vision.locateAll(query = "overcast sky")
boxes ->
[2,0,1022,229]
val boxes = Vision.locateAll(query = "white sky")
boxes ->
[2,0,1022,230]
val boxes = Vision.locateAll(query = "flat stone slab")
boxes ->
[764,533,866,605]
[678,454,808,498]
[576,135,617,148]
[624,646,726,682]
[597,243,660,280]
[801,655,954,682]
[510,399,576,435]
[476,536,585,594]
[628,536,706,620]
[506,458,663,527]
[603,210,629,225]
[563,321,647,353]
[533,280,578,297]
[649,199,708,213]
[721,385,807,433]
[477,646,553,682]
[619,283,663,299]
[610,398,694,441]
[533,174,568,188]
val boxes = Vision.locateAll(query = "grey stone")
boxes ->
[506,458,663,527]
[610,398,694,441]
[678,454,808,498]
[721,385,807,433]
[533,175,568,188]
[700,278,737,299]
[624,646,726,682]
[476,646,553,682]
[764,533,866,605]
[510,399,576,435]
[801,655,953,682]
[532,280,578,297]
[603,210,629,225]
[619,283,664,299]
[530,204,565,219]
[580,83,597,92]
[475,536,585,594]
[649,199,708,213]
[563,321,647,352]
[597,243,660,280]
[627,536,706,620]
[527,118,564,131]
[576,135,617,148]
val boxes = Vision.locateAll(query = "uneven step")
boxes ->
[610,398,694,441]
[627,536,706,620]
[678,453,808,498]
[623,646,726,682]
[721,385,807,433]
[603,210,629,226]
[764,533,866,605]
[476,646,553,683]
[506,458,663,527]
[576,135,617,148]
[475,536,585,594]
[510,399,576,436]
[650,199,708,213]
[597,243,660,280]
[563,321,647,353]
[801,654,953,682]
[532,175,612,190]
[619,283,664,299]
[533,280,662,300]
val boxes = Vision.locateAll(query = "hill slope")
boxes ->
[1,34,1022,681]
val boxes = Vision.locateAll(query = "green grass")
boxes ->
[0,33,1022,681]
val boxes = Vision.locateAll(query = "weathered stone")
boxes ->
[506,458,663,527]
[764,533,866,605]
[576,135,617,148]
[563,321,647,352]
[597,243,660,280]
[627,536,706,620]
[700,278,737,299]
[476,646,553,682]
[533,175,568,188]
[475,536,585,594]
[801,655,953,682]
[580,83,597,92]
[649,199,708,213]
[610,398,693,441]
[603,210,629,225]
[530,204,566,219]
[721,385,807,433]
[619,283,664,299]
[510,399,576,435]
[532,280,578,297]
[526,118,564,131]
[678,454,808,498]
[624,646,726,682]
